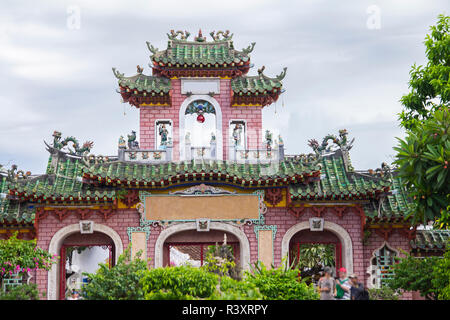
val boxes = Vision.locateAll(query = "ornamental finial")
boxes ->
[276,67,287,81]
[241,42,256,54]
[146,41,158,54]
[195,29,206,42]
[112,67,124,79]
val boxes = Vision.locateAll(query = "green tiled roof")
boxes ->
[83,158,321,186]
[151,40,251,67]
[411,230,450,251]
[289,152,391,201]
[363,175,412,220]
[116,73,171,94]
[8,153,116,203]
[0,175,35,224]
[231,75,283,95]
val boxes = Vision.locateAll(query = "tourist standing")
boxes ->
[335,267,351,300]
[318,267,335,300]
[349,274,369,300]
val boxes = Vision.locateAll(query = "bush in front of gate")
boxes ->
[81,248,318,300]
[81,247,148,300]
[244,259,319,300]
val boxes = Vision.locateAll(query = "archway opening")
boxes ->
[59,232,115,300]
[288,229,342,285]
[163,229,240,268]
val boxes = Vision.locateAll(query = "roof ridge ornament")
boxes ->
[146,41,159,54]
[241,42,256,54]
[257,66,287,81]
[308,129,355,156]
[46,131,94,157]
[276,67,287,81]
[167,30,191,40]
[194,29,206,42]
[209,30,233,41]
[2,164,31,182]
[112,67,124,79]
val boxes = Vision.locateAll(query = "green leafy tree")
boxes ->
[0,232,57,286]
[386,251,439,300]
[245,259,319,300]
[394,15,450,226]
[394,107,450,225]
[399,14,449,129]
[81,247,148,300]
[431,241,450,299]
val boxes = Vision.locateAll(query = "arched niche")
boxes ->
[179,95,223,160]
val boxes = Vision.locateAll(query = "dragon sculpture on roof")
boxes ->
[308,129,355,155]
[50,131,94,156]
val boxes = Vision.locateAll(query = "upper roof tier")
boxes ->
[148,30,254,78]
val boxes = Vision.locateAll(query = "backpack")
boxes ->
[360,289,370,300]
[356,286,369,300]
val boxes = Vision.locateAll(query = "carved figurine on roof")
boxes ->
[308,129,355,156]
[49,130,94,156]
[2,164,31,182]
[127,131,139,149]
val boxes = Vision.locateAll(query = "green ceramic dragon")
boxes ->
[308,129,355,155]
[52,131,94,156]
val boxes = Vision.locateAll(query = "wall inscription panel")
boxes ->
[138,184,266,224]
[144,194,259,221]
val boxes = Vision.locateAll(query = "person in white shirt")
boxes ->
[335,267,351,300]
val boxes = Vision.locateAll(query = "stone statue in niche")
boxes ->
[159,124,169,148]
[232,123,243,147]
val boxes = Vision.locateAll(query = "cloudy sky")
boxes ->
[0,0,448,174]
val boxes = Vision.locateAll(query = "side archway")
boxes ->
[47,223,123,300]
[154,222,250,270]
[281,220,354,274]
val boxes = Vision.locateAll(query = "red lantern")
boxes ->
[197,114,205,123]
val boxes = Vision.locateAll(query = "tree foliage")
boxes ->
[81,248,148,300]
[394,107,450,225]
[394,15,450,226]
[399,14,449,129]
[386,251,439,300]
[0,232,57,282]
[431,242,450,299]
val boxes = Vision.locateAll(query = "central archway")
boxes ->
[281,220,353,274]
[154,222,250,270]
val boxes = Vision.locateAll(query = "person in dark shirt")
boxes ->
[349,274,369,300]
